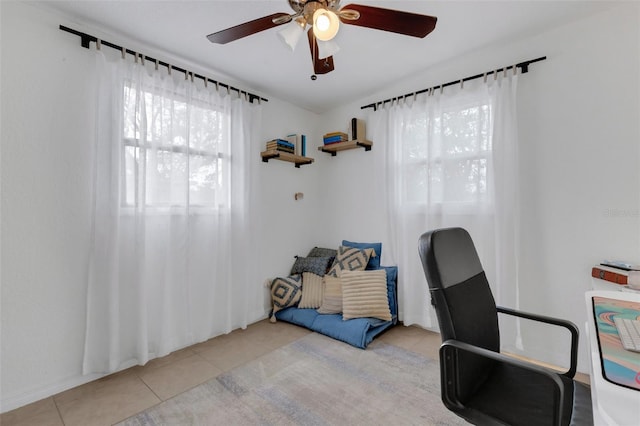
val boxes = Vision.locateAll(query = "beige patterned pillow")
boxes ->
[326,246,375,277]
[317,275,343,314]
[341,269,391,321]
[299,272,324,309]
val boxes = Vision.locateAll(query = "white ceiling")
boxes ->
[39,0,616,113]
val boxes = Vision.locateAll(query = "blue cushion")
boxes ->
[342,240,382,270]
[311,314,393,349]
[382,266,398,319]
[275,307,318,328]
[274,264,398,349]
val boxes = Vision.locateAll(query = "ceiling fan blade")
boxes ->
[307,28,334,74]
[339,4,437,38]
[207,13,290,44]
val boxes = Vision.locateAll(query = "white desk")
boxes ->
[585,290,640,426]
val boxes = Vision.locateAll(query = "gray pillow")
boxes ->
[290,256,333,276]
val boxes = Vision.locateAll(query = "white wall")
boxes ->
[0,1,323,412]
[318,3,640,371]
[2,0,639,413]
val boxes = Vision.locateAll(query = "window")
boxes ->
[402,98,492,209]
[121,82,227,209]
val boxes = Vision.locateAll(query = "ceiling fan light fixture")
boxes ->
[312,8,339,41]
[337,9,360,21]
[317,39,340,59]
[277,19,305,51]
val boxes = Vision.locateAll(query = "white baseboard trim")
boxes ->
[1,372,106,414]
[1,313,272,414]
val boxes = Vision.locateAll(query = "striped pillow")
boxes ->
[298,272,324,309]
[341,269,391,321]
[317,275,343,314]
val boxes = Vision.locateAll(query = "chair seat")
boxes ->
[464,362,591,426]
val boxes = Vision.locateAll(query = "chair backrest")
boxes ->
[418,227,500,400]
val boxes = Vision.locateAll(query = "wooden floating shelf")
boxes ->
[260,150,314,168]
[318,140,373,156]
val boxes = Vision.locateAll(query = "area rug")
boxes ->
[118,333,466,425]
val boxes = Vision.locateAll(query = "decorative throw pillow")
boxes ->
[307,247,338,258]
[290,256,333,276]
[341,269,392,321]
[298,272,324,309]
[317,275,343,314]
[270,275,302,322]
[342,240,382,270]
[327,246,375,277]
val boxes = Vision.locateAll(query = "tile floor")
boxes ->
[1,321,588,426]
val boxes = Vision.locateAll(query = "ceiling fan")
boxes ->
[206,0,437,76]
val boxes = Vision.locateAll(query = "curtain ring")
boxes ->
[513,64,518,76]
[204,78,208,88]
[503,67,508,77]
[494,70,498,80]
[215,81,219,92]
[191,73,194,83]
[154,59,159,71]
[483,72,487,83]
[413,92,417,102]
[134,52,139,64]
[121,46,126,60]
[184,71,188,80]
[96,38,101,51]
[440,85,444,95]
[227,86,230,95]
[460,79,464,89]
[140,54,145,66]
[168,64,172,76]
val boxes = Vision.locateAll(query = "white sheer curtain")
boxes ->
[370,73,520,340]
[83,52,262,374]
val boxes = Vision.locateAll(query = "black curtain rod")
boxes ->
[361,56,546,110]
[59,25,268,104]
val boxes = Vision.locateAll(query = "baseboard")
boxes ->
[1,372,105,414]
[1,312,272,413]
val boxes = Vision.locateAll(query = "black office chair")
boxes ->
[418,227,592,426]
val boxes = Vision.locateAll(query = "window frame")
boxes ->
[401,98,493,213]
[120,81,228,212]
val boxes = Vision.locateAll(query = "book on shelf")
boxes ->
[323,134,348,144]
[285,134,299,156]
[323,131,348,139]
[600,260,640,271]
[265,145,295,154]
[266,139,294,151]
[350,118,366,141]
[301,134,306,157]
[591,264,640,286]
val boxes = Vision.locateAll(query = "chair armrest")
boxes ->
[496,306,578,378]
[440,339,566,426]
